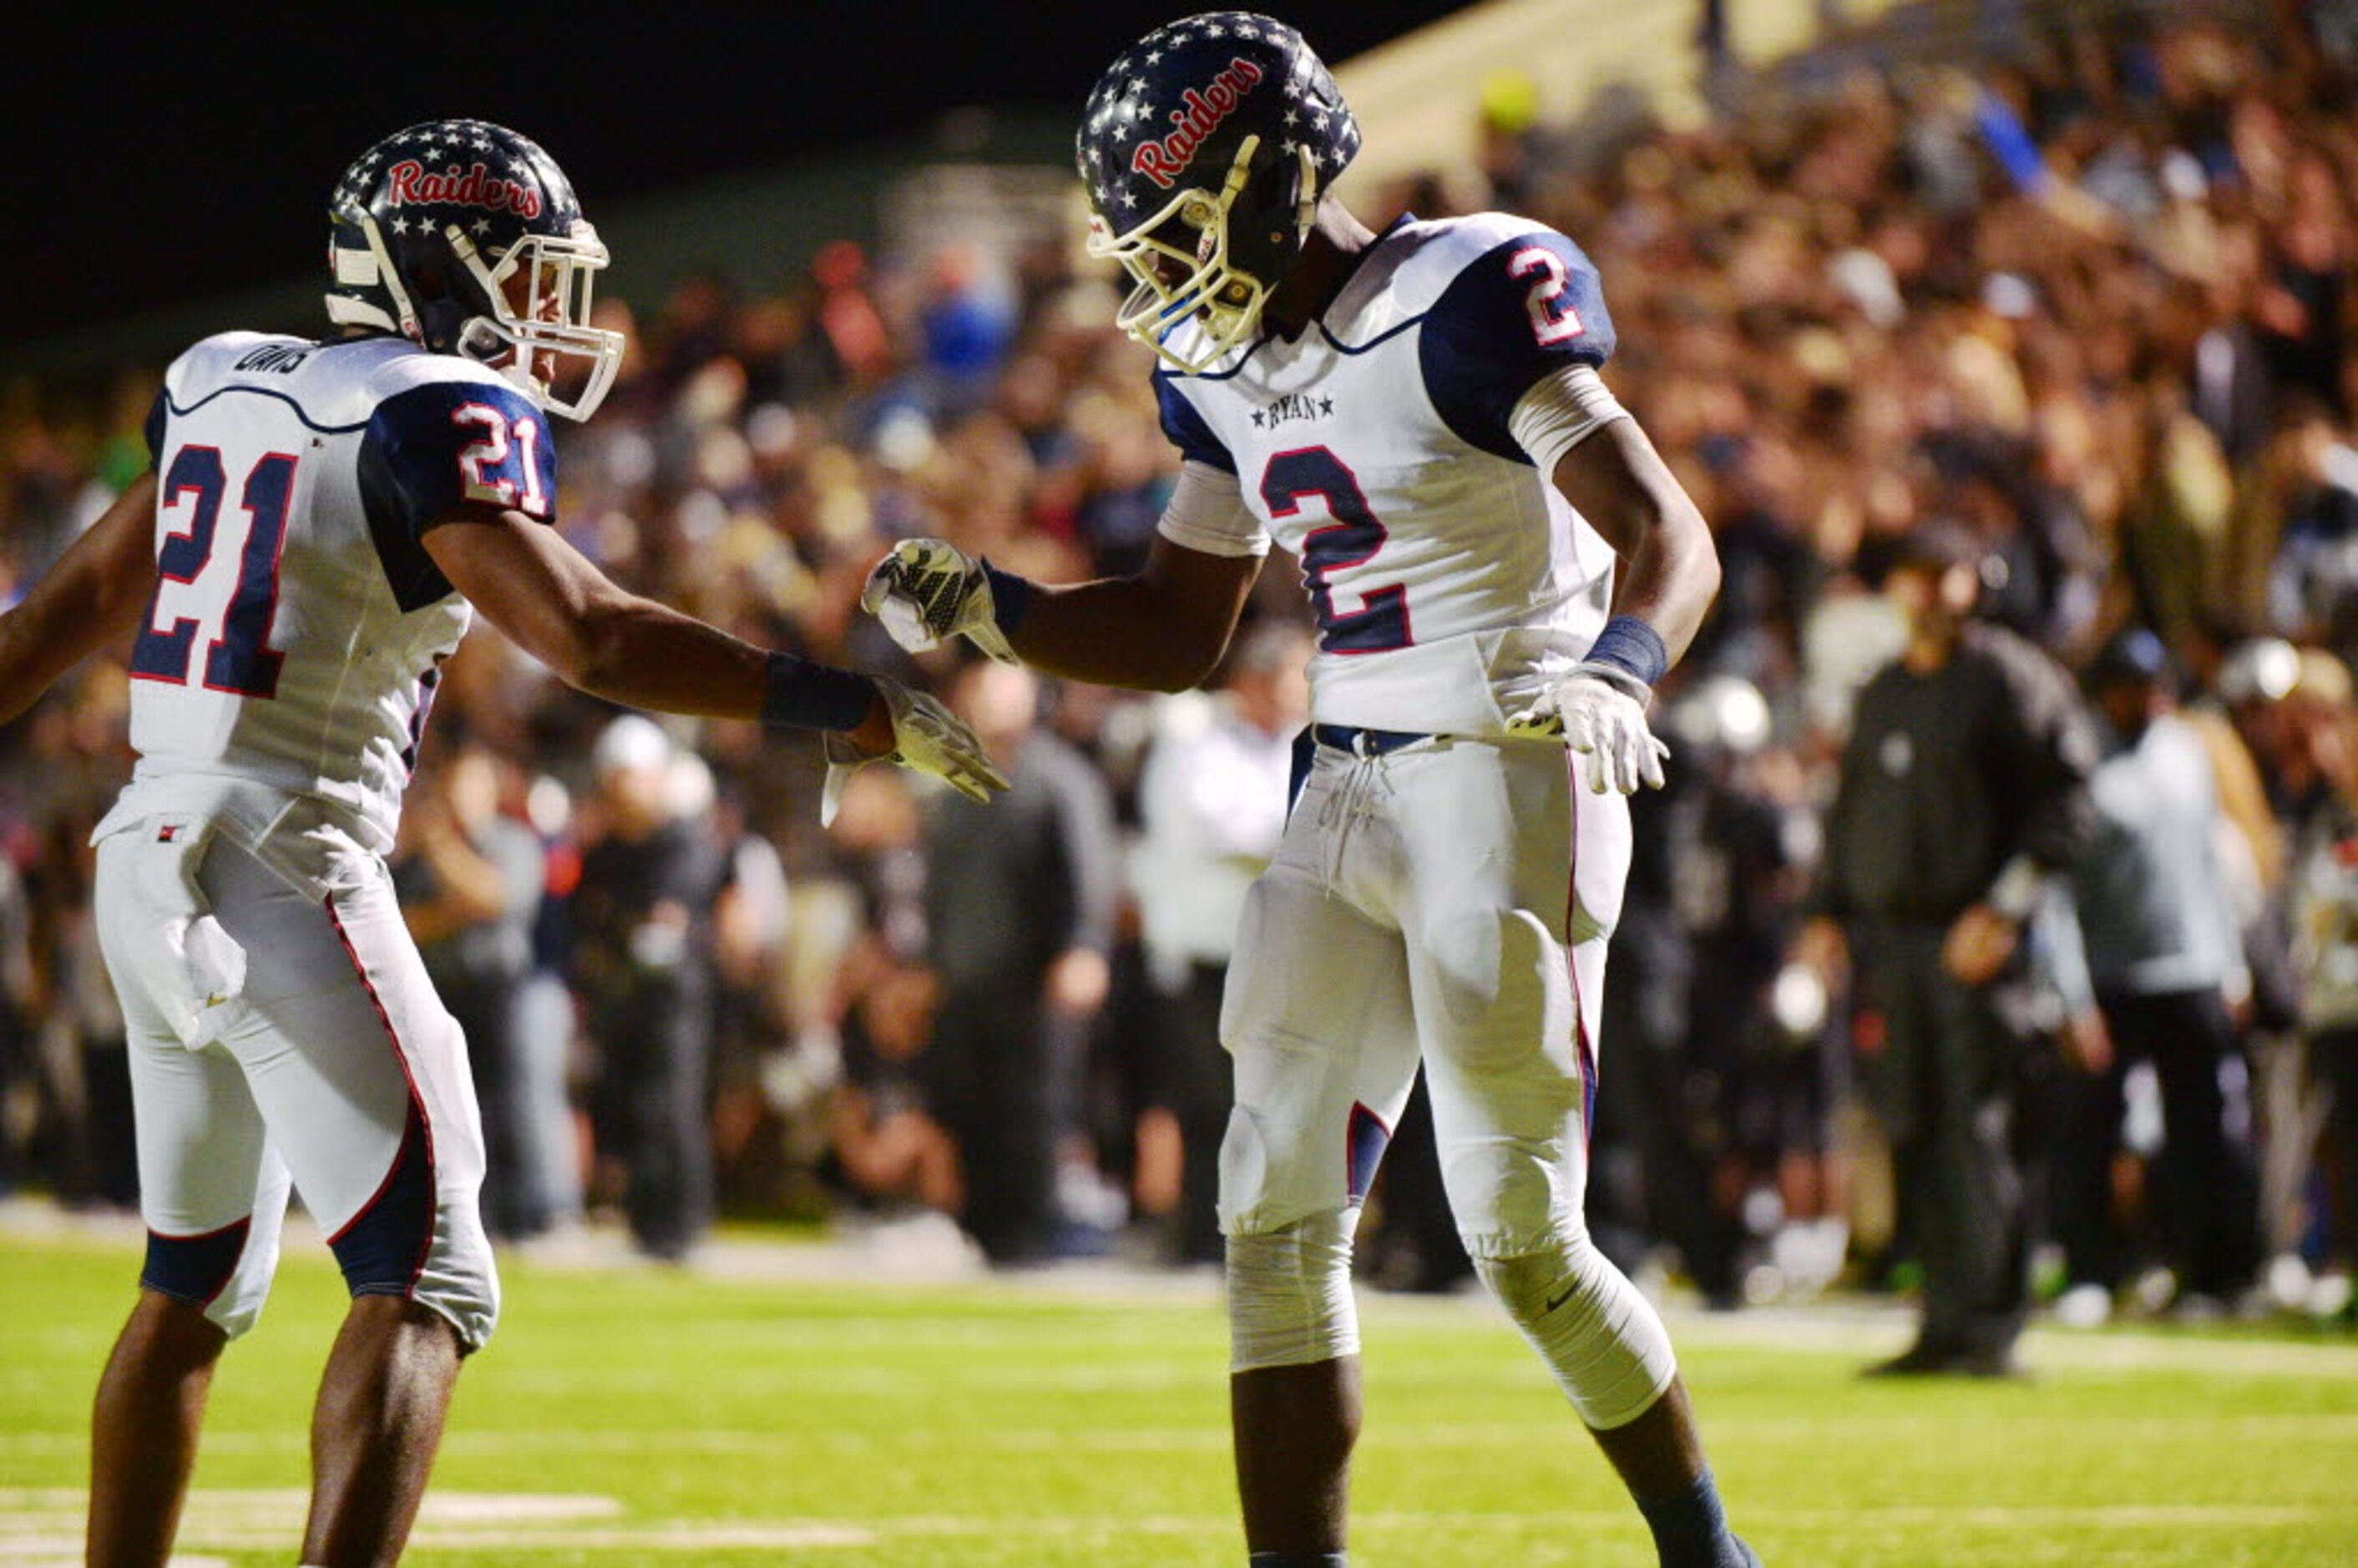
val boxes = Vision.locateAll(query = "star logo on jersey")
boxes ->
[1252,393,1337,431]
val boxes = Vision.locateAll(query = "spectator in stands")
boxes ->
[392,736,549,1240]
[0,842,29,1193]
[7,9,2358,1326]
[510,768,588,1237]
[2288,649,2358,1322]
[922,660,1116,1264]
[701,772,798,1210]
[825,766,962,1219]
[1131,624,1311,1263]
[2055,630,2264,1318]
[571,716,726,1262]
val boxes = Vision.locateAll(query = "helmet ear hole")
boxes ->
[407,256,453,303]
[456,317,506,363]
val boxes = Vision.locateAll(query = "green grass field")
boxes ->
[4,1226,2355,1567]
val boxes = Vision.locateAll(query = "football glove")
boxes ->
[820,675,1010,827]
[1506,664,1671,795]
[860,539,1019,664]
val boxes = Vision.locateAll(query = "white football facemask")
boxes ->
[449,223,625,422]
[1088,135,1318,376]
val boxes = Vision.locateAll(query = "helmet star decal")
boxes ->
[325,119,624,421]
[1076,13,1359,373]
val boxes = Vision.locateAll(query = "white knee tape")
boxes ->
[1476,1225,1677,1430]
[1227,1208,1361,1372]
[412,1204,502,1355]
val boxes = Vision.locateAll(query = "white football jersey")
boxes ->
[1154,213,1622,735]
[97,331,557,861]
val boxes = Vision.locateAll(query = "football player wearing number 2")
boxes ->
[0,120,1003,1568]
[864,16,1756,1568]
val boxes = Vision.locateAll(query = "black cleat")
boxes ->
[1861,1341,2027,1379]
[1860,1341,1962,1378]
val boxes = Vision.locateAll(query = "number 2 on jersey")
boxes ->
[1508,246,1585,346]
[1261,447,1410,655]
[129,445,296,699]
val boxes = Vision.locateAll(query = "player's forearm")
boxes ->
[1010,576,1231,693]
[565,595,768,716]
[0,473,159,725]
[428,509,891,748]
[1000,538,1257,694]
[1554,418,1719,665]
[567,597,891,747]
[1607,496,1719,664]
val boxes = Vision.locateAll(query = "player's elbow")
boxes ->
[529,611,615,695]
[1686,520,1723,605]
[1657,494,1719,609]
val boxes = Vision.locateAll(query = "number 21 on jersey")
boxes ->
[453,402,549,515]
[130,444,296,699]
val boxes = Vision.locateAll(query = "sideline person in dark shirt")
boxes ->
[571,716,726,1262]
[1798,524,2097,1375]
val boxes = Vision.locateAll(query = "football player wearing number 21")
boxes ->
[0,121,1003,1567]
[863,14,1758,1568]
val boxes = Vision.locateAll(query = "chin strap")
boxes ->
[330,214,424,346]
[1291,139,1321,246]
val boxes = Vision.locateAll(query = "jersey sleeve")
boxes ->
[1419,230,1617,463]
[1156,459,1269,559]
[357,379,558,612]
[143,387,170,468]
[1154,372,1237,474]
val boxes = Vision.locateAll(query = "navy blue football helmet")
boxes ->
[326,119,622,420]
[1077,13,1359,372]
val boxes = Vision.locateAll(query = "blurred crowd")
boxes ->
[3,3,2355,1328]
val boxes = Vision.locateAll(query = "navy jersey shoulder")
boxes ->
[1418,225,1616,463]
[357,373,556,612]
[144,387,170,467]
[1153,370,1236,473]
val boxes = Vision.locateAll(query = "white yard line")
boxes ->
[9,1196,2355,1380]
[6,1490,2355,1558]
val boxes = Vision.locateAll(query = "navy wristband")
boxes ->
[1582,615,1668,689]
[980,559,1033,638]
[760,651,876,732]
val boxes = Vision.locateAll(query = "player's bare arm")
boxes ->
[1501,387,1723,793]
[864,532,1258,695]
[424,503,878,736]
[1006,535,1261,691]
[1552,413,1721,664]
[0,470,159,725]
[422,505,1006,810]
